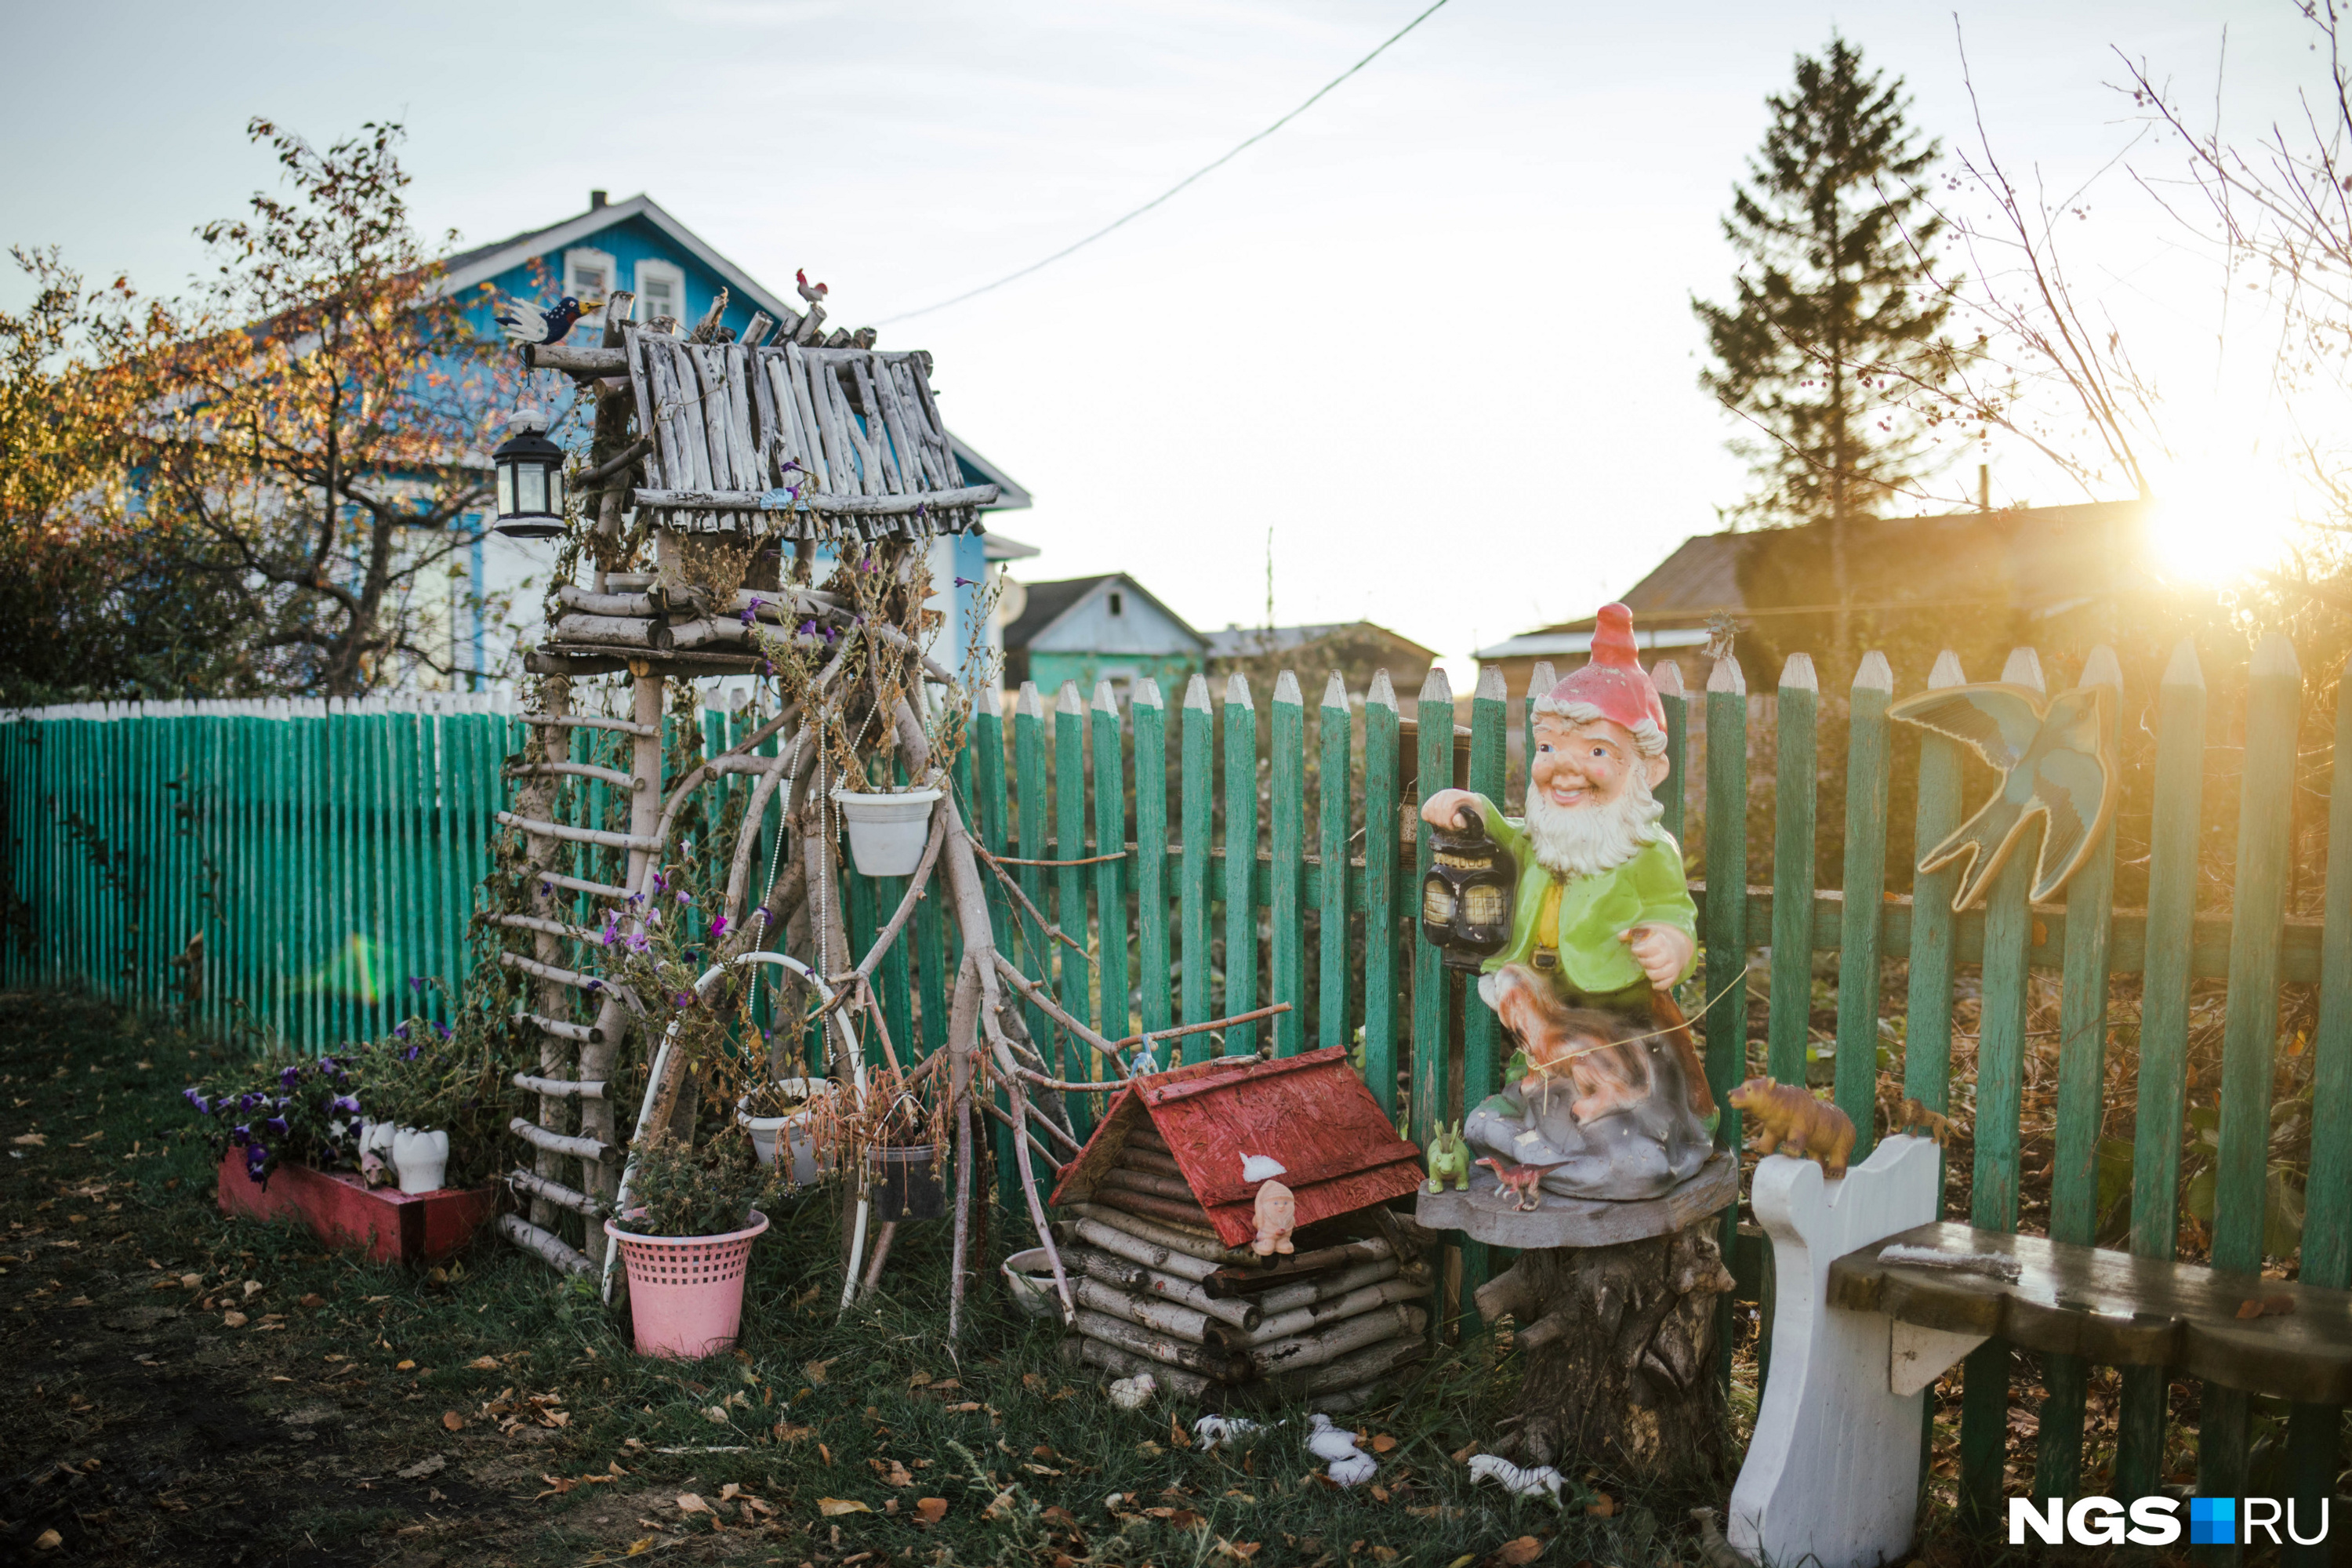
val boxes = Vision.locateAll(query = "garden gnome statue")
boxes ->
[1420,604,1714,1202]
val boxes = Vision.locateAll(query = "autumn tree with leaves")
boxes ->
[0,118,517,702]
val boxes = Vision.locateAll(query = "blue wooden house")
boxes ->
[431,191,1033,686]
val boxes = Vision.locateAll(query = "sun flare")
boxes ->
[2146,460,2301,585]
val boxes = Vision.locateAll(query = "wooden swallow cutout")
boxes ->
[1888,680,2119,911]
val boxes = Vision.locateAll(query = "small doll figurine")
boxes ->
[1251,1179,1296,1257]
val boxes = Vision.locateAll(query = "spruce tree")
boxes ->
[1693,36,1951,662]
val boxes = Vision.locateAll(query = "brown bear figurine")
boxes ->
[1728,1076,1857,1178]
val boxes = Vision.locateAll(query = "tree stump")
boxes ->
[1472,1219,1737,1486]
[1421,1154,1740,1488]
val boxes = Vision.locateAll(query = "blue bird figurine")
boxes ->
[1888,677,2119,910]
[495,295,597,347]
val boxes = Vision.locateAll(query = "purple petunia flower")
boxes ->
[434,1022,452,1041]
[263,1116,289,1138]
[540,880,554,898]
[585,978,602,992]
[953,576,977,587]
[239,1091,263,1113]
[761,660,775,675]
[626,933,650,954]
[408,976,424,993]
[183,1087,211,1115]
[229,1124,252,1147]
[677,890,693,906]
[278,1066,301,1090]
[320,1055,341,1073]
[675,993,693,1007]
[332,1094,361,1116]
[402,1044,422,1061]
[651,872,666,892]
[394,1022,410,1039]
[710,914,728,938]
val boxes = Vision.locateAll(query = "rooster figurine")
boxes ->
[494,295,597,347]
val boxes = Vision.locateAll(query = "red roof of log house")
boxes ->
[1049,1047,1425,1249]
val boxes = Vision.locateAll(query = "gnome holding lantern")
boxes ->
[1420,604,1715,1202]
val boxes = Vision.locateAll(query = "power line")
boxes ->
[877,0,1455,325]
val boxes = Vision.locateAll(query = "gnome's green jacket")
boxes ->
[1457,793,1697,1009]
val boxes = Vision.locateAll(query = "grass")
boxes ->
[0,989,1763,1568]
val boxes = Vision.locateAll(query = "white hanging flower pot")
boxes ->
[390,1127,451,1195]
[831,787,941,877]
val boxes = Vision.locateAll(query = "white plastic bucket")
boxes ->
[831,788,942,877]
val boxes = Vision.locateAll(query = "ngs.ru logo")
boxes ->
[2010,1494,2331,1547]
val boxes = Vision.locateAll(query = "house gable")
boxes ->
[1019,575,1203,658]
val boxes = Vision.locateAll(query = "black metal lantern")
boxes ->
[492,406,567,539]
[1421,811,1516,971]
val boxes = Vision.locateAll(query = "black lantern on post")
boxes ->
[1421,809,1516,971]
[492,407,568,539]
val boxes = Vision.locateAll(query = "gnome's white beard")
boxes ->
[1524,775,1666,878]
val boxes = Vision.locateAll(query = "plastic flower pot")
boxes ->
[831,787,942,877]
[604,1210,769,1359]
[867,1144,945,1221]
[1000,1247,1061,1320]
[735,1079,833,1185]
[390,1128,451,1195]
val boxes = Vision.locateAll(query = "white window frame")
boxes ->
[634,259,685,325]
[563,247,615,327]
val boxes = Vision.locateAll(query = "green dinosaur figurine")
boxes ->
[1425,1120,1472,1193]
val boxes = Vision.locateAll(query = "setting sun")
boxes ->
[2145,458,2303,585]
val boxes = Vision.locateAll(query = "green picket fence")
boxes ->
[7,638,2347,1533]
[2,696,526,1049]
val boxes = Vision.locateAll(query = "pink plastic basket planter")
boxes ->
[604,1210,769,1359]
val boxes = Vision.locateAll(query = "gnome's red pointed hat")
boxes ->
[1532,603,1668,756]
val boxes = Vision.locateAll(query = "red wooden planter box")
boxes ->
[214,1149,496,1265]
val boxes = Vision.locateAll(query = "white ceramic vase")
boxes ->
[390,1127,451,1195]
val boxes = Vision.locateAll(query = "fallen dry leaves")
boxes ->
[220,1311,247,1328]
[441,1411,465,1432]
[1486,1537,1544,1566]
[815,1497,870,1517]
[913,1496,947,1525]
[478,1388,569,1432]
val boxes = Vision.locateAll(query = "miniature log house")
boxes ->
[1048,1047,1432,1412]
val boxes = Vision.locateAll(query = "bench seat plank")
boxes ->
[1828,1221,2352,1403]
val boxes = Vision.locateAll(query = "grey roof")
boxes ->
[1475,499,2156,656]
[1619,533,1748,618]
[1203,621,1438,661]
[1000,574,1205,654]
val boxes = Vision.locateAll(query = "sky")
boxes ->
[1,0,2321,677]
